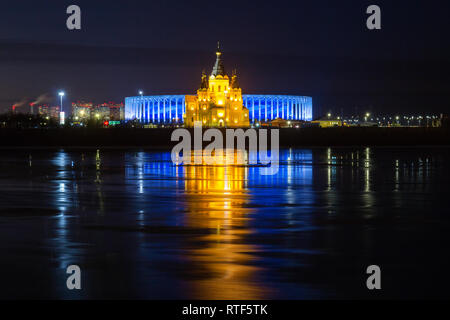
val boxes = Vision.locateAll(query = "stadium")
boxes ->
[125,94,313,125]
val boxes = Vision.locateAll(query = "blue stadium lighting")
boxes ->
[125,94,313,124]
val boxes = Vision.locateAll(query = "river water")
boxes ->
[0,147,449,299]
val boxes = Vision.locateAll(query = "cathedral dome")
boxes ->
[210,43,227,77]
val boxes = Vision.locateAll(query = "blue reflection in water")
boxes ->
[0,147,450,299]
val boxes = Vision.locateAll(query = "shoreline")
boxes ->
[0,145,449,151]
[0,127,449,148]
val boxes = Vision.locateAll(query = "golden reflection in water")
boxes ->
[182,150,270,299]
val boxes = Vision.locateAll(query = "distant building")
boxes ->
[268,118,306,128]
[269,118,289,128]
[356,122,379,127]
[72,101,93,121]
[311,117,344,128]
[71,101,124,123]
[433,114,449,128]
[110,106,124,121]
[38,105,60,120]
[100,102,124,121]
[93,105,111,121]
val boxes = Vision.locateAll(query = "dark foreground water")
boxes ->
[1,147,450,299]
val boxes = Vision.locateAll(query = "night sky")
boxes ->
[1,0,449,116]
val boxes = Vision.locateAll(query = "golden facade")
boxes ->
[184,46,250,128]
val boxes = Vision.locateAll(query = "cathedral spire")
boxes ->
[231,68,239,88]
[200,69,208,88]
[211,42,226,77]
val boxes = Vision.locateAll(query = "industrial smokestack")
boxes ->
[31,93,51,106]
[12,98,28,113]
[29,94,52,115]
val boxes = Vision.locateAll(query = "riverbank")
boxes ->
[0,127,449,148]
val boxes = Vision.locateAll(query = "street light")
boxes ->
[58,91,65,125]
[365,113,370,122]
[139,90,144,96]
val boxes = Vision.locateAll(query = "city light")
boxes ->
[58,91,65,125]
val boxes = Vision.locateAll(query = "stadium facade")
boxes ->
[125,95,313,124]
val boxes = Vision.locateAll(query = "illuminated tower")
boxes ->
[184,44,249,127]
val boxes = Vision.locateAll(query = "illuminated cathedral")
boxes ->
[184,45,250,128]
